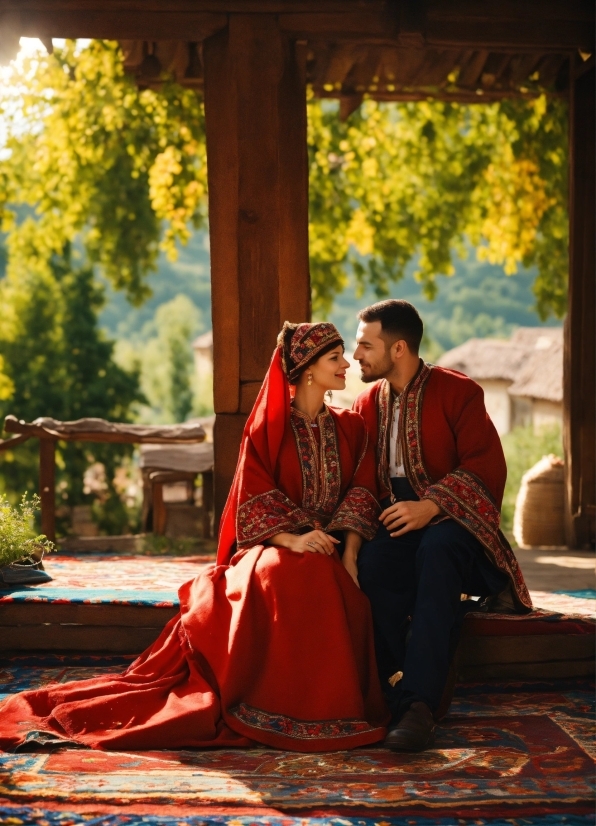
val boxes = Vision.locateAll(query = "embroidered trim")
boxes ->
[288,323,343,382]
[401,362,433,494]
[376,380,392,498]
[229,702,377,740]
[290,408,341,517]
[425,471,532,609]
[236,490,313,548]
[327,486,380,540]
[397,366,532,611]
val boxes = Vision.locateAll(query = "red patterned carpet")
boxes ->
[0,655,594,825]
[0,555,593,825]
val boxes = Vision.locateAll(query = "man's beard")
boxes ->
[359,353,394,383]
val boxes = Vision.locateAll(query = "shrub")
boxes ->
[0,493,55,568]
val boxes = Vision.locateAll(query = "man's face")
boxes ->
[353,320,394,383]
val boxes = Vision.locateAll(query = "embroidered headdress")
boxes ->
[217,320,342,565]
[284,322,343,383]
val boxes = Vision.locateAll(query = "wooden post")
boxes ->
[203,15,310,526]
[564,59,595,549]
[201,469,214,539]
[39,438,56,544]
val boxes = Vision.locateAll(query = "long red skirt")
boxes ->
[0,547,389,752]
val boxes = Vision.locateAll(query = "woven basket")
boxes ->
[513,454,565,548]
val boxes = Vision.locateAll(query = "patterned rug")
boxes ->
[0,656,593,825]
[1,554,594,617]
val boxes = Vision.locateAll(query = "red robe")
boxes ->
[353,362,531,612]
[0,352,388,753]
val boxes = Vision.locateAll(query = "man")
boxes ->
[347,299,531,752]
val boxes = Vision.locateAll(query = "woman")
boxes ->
[0,322,389,753]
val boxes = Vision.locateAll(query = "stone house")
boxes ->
[437,328,563,435]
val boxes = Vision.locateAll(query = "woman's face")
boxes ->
[303,345,350,391]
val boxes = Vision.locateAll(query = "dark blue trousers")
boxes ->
[358,478,507,717]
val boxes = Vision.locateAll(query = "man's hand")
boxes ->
[270,530,339,555]
[379,499,440,537]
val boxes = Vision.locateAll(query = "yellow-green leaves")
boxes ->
[308,97,567,318]
[0,40,207,304]
[0,41,567,320]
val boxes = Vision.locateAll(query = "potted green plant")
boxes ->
[0,494,55,584]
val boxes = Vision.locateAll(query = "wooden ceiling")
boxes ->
[1,1,593,104]
[121,39,574,106]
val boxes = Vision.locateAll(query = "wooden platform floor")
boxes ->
[0,551,593,683]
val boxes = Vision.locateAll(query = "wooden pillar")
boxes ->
[39,438,56,544]
[564,59,595,549]
[203,15,310,525]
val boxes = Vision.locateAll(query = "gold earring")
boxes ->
[307,373,313,386]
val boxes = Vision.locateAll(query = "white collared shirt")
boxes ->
[389,396,406,477]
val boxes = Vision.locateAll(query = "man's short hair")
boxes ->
[358,300,423,355]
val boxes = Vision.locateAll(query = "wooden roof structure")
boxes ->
[2,1,593,96]
[121,38,574,111]
[0,1,594,548]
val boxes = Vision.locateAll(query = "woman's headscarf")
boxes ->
[216,322,343,565]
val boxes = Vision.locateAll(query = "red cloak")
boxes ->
[0,350,388,753]
[353,363,532,612]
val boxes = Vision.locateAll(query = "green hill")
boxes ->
[324,254,561,358]
[100,231,561,358]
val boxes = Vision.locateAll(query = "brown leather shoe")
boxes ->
[384,701,436,751]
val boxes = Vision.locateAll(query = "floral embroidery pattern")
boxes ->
[376,380,392,499]
[288,323,343,382]
[327,486,380,540]
[425,472,532,610]
[397,365,532,611]
[290,408,341,517]
[236,490,315,548]
[229,702,378,740]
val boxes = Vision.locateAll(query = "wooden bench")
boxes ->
[0,415,210,543]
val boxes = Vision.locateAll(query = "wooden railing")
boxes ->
[0,415,209,543]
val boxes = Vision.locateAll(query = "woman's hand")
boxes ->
[269,530,339,555]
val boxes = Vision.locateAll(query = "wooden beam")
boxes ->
[457,49,489,87]
[0,602,177,628]
[0,1,378,11]
[425,0,593,23]
[279,12,395,41]
[321,44,360,89]
[2,0,592,50]
[564,59,595,548]
[16,9,227,40]
[0,624,163,652]
[4,415,205,444]
[39,437,56,544]
[203,16,310,524]
[318,89,562,104]
[343,44,383,93]
[425,19,593,52]
[0,434,31,453]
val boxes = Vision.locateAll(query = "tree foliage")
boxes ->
[308,95,567,317]
[0,249,143,506]
[115,294,205,424]
[0,40,207,304]
[0,40,567,321]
